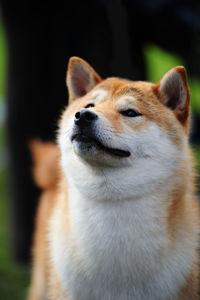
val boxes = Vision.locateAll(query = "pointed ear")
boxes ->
[66,57,102,103]
[153,67,190,129]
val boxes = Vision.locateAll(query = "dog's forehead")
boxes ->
[90,78,154,104]
[90,89,109,101]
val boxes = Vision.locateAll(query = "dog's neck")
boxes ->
[50,144,196,300]
[51,165,194,300]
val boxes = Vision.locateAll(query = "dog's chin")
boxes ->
[71,133,131,163]
[73,139,103,159]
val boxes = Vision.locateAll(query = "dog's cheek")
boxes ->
[58,117,74,153]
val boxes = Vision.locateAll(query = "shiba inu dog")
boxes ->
[28,140,60,300]
[28,57,199,300]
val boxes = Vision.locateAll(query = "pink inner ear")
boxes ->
[163,79,183,110]
[159,70,187,111]
[71,65,91,97]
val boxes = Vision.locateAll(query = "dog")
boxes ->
[28,140,60,300]
[28,57,199,300]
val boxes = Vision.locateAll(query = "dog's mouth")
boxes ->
[71,133,130,158]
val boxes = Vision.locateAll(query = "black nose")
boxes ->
[74,109,98,127]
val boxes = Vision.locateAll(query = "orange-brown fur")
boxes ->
[177,260,199,300]
[28,140,61,300]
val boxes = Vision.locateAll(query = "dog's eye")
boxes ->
[84,103,95,109]
[121,109,142,117]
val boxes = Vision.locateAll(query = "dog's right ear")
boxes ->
[66,57,102,103]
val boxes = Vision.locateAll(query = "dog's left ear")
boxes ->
[153,67,190,130]
[67,57,102,103]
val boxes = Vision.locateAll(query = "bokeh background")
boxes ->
[0,1,200,299]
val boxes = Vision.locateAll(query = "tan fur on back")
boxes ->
[28,140,61,300]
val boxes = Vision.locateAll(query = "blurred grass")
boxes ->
[0,171,29,300]
[0,13,200,300]
[144,44,184,83]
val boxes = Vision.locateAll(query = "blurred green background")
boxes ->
[0,15,30,300]
[0,11,200,300]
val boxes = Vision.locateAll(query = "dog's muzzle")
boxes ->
[72,110,131,158]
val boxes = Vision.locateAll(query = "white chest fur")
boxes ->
[49,185,194,300]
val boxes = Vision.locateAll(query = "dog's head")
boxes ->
[58,57,191,199]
